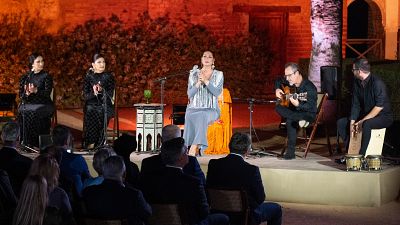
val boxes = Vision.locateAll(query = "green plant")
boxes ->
[0,12,273,108]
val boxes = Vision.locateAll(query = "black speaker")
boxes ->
[320,66,341,100]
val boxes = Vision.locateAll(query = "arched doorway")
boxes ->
[346,0,384,59]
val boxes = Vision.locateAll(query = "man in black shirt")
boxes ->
[275,62,318,159]
[337,58,393,155]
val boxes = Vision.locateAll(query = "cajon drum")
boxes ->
[348,130,362,155]
[347,128,386,156]
[365,128,386,156]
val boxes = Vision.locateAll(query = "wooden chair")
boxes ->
[50,88,57,127]
[281,93,332,158]
[147,203,186,225]
[206,188,251,225]
[83,218,128,225]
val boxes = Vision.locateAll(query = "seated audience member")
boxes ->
[42,145,62,164]
[82,156,151,225]
[206,132,282,225]
[0,169,17,224]
[141,137,229,225]
[13,175,75,225]
[12,175,49,225]
[29,154,74,223]
[113,134,140,188]
[0,121,32,196]
[140,124,205,185]
[52,125,91,196]
[83,147,115,189]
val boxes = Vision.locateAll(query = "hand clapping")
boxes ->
[25,83,37,96]
[93,82,102,96]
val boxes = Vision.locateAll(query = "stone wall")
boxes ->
[0,0,342,63]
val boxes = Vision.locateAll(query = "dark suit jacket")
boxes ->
[0,147,32,196]
[59,149,91,195]
[140,154,205,185]
[0,169,17,224]
[82,179,151,225]
[123,159,140,189]
[206,154,266,210]
[141,166,209,224]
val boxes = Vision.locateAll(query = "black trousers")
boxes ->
[275,105,315,157]
[337,114,393,155]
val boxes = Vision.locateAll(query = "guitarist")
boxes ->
[274,62,317,160]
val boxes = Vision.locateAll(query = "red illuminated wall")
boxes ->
[0,0,349,63]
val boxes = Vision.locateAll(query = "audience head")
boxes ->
[51,125,72,148]
[41,145,62,165]
[13,175,48,225]
[162,124,181,143]
[113,133,137,159]
[102,156,126,182]
[229,132,251,156]
[93,147,116,176]
[29,154,60,191]
[1,121,19,144]
[160,137,188,167]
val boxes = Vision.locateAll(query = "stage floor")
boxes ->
[49,105,400,208]
[70,126,400,208]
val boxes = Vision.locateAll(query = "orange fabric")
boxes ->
[205,88,232,154]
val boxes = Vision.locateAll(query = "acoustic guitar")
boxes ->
[279,85,307,107]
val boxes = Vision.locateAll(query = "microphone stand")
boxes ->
[100,87,111,147]
[20,72,38,153]
[152,71,187,153]
[245,98,276,157]
[154,71,187,127]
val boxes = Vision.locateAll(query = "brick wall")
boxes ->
[0,0,350,63]
[60,0,148,27]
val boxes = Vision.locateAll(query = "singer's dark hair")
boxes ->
[28,53,43,68]
[92,53,105,63]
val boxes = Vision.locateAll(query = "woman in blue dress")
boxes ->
[183,51,224,156]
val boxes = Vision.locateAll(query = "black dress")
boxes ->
[83,71,115,148]
[18,70,54,147]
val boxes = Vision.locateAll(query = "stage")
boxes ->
[52,104,400,207]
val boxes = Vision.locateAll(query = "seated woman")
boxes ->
[18,53,54,148]
[28,154,75,224]
[183,51,224,156]
[82,53,115,149]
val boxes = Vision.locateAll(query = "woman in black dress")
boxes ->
[83,54,115,149]
[18,53,54,148]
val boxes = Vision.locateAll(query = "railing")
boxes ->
[345,39,383,59]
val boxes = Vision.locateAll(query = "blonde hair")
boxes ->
[13,175,48,225]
